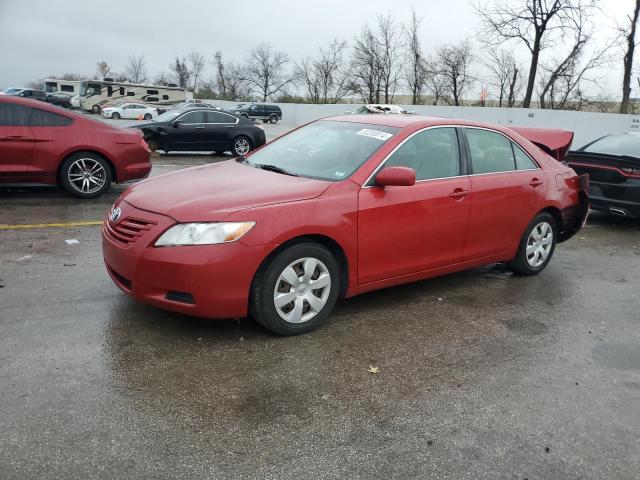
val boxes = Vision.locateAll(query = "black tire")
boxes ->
[509,212,557,276]
[231,136,252,157]
[59,152,112,199]
[111,112,120,119]
[146,137,160,152]
[250,242,340,336]
[241,113,249,118]
[269,114,278,124]
[92,105,101,114]
[143,113,152,120]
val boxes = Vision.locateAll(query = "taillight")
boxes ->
[141,138,151,153]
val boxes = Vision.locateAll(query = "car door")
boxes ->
[357,127,472,284]
[0,102,34,175]
[463,127,546,260]
[204,111,238,151]
[169,110,208,151]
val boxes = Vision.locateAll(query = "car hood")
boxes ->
[121,160,332,222]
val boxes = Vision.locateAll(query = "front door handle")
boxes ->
[529,178,544,187]
[195,126,206,129]
[449,188,469,199]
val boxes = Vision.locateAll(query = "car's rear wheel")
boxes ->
[269,114,278,124]
[232,136,252,156]
[143,113,152,120]
[509,212,557,275]
[59,152,112,199]
[111,112,120,119]
[250,243,340,335]
[92,105,101,114]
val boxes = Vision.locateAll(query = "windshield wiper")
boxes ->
[252,163,298,177]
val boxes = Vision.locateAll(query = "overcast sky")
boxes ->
[0,0,635,99]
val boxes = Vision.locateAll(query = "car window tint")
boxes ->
[179,111,205,123]
[28,108,72,127]
[466,129,516,174]
[384,128,460,181]
[513,143,538,169]
[206,111,235,124]
[0,103,32,126]
[582,134,640,157]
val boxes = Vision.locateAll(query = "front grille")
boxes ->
[105,217,157,246]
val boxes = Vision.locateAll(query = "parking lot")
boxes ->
[0,116,639,479]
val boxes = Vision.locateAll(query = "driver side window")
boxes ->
[384,128,461,181]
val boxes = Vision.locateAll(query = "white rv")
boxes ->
[78,79,191,113]
[44,78,83,96]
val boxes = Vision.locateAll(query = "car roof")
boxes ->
[326,114,465,128]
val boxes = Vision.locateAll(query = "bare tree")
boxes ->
[295,39,351,103]
[215,52,249,100]
[484,49,522,107]
[244,44,292,101]
[125,55,147,84]
[538,8,611,109]
[620,0,640,113]
[188,51,206,92]
[423,57,448,105]
[475,0,593,108]
[170,57,192,89]
[96,61,111,79]
[404,10,427,105]
[154,71,170,85]
[436,40,474,106]
[376,13,401,103]
[350,25,381,103]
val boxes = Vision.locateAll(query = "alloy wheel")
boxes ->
[67,158,107,194]
[234,138,250,156]
[273,257,331,324]
[526,221,553,268]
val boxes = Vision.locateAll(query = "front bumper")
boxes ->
[102,202,265,318]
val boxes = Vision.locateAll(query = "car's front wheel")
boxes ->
[111,112,120,119]
[59,152,112,199]
[232,136,252,156]
[269,114,278,124]
[509,212,557,275]
[250,242,340,335]
[92,105,101,114]
[144,113,152,120]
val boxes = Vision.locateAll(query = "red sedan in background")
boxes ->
[0,96,151,198]
[102,115,588,335]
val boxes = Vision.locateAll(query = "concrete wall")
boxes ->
[210,99,640,148]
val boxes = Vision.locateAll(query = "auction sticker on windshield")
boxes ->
[356,128,393,141]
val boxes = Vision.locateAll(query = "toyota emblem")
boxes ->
[110,207,122,223]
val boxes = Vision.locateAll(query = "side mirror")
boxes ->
[172,121,182,128]
[375,166,416,187]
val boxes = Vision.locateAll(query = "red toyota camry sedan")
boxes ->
[0,96,151,198]
[102,115,588,335]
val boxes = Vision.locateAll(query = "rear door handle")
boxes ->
[529,178,544,187]
[449,188,469,199]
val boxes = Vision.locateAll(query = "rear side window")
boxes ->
[384,127,461,181]
[29,109,73,127]
[0,103,32,126]
[513,144,538,169]
[61,85,74,92]
[179,111,205,123]
[206,111,236,124]
[466,129,515,174]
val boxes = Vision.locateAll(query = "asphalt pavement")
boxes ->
[1,120,640,479]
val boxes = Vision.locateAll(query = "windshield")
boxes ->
[582,134,640,157]
[155,110,183,122]
[244,120,399,181]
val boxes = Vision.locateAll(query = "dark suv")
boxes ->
[7,88,46,100]
[234,103,282,123]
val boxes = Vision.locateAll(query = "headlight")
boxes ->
[154,222,255,246]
